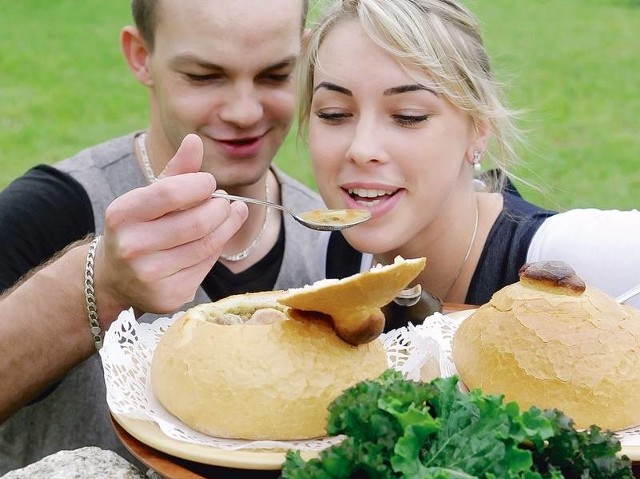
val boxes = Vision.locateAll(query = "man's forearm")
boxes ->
[0,242,117,421]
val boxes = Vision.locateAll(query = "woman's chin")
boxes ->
[341,229,399,257]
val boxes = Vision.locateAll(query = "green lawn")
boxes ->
[1,0,638,210]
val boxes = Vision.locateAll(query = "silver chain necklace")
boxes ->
[374,198,479,303]
[442,198,479,301]
[135,132,269,262]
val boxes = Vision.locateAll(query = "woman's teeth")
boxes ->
[347,188,392,207]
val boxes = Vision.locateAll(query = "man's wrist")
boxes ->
[84,236,103,350]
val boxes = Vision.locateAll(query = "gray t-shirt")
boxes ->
[0,133,328,473]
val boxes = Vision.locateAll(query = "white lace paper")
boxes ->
[100,309,640,452]
[388,312,640,447]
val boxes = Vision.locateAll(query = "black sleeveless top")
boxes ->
[466,192,556,304]
[326,185,556,306]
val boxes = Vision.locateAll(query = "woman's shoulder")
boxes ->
[528,207,640,306]
[466,189,555,304]
[530,207,640,249]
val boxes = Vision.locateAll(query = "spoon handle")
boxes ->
[210,191,288,214]
[616,282,640,304]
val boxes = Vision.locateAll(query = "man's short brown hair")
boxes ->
[131,0,310,51]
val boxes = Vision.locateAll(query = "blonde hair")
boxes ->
[297,0,524,189]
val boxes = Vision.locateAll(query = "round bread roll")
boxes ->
[452,261,640,431]
[151,291,389,440]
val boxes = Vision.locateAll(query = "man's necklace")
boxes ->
[135,133,269,262]
[442,199,479,302]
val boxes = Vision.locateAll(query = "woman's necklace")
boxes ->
[442,199,479,302]
[135,132,269,262]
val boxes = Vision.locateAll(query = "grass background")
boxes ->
[1,0,638,210]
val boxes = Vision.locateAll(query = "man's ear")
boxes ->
[121,26,153,87]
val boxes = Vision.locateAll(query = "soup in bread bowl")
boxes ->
[151,256,426,440]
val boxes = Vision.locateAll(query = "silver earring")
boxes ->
[472,150,483,173]
[472,149,486,191]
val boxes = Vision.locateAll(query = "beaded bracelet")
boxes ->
[84,236,103,350]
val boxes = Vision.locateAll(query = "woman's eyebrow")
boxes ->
[313,81,437,97]
[313,81,352,96]
[384,84,438,96]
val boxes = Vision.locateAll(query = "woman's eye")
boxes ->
[393,114,430,126]
[315,111,350,125]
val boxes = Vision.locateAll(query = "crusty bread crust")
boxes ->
[453,260,640,431]
[151,256,426,440]
[152,291,389,440]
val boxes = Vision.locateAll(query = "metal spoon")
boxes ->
[210,192,371,231]
[616,282,640,304]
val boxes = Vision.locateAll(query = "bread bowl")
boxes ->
[452,260,640,431]
[151,256,426,440]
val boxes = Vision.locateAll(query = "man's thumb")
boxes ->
[157,134,204,178]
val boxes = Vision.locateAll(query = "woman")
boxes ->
[298,0,640,307]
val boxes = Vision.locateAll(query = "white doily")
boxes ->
[390,311,640,447]
[101,309,444,452]
[100,309,640,452]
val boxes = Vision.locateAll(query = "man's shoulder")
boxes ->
[53,132,145,204]
[273,167,323,207]
[54,132,138,175]
[50,132,144,232]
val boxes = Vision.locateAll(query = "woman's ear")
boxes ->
[466,118,492,164]
[121,26,153,87]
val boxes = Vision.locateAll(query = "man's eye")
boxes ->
[315,111,349,124]
[184,73,222,83]
[393,114,430,126]
[264,73,291,83]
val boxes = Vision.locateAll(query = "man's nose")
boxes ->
[218,85,264,128]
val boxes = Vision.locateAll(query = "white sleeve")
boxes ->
[527,208,640,308]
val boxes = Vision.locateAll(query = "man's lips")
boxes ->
[218,136,261,145]
[214,133,266,157]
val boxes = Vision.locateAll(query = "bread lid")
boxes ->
[452,261,640,430]
[279,256,426,344]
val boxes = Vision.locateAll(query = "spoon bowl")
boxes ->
[211,192,371,231]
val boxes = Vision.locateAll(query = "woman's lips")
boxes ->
[341,186,405,218]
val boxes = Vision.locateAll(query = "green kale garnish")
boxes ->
[281,370,632,479]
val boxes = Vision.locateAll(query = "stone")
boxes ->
[1,447,147,479]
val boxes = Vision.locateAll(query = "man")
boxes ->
[0,0,321,472]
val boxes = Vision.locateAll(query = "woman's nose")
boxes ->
[345,120,386,166]
[218,85,264,128]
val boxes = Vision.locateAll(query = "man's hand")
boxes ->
[96,134,248,318]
